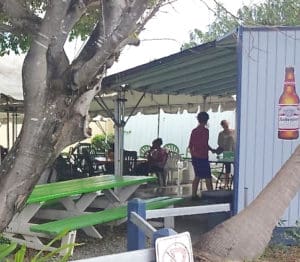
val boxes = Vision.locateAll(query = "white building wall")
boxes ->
[124,109,236,156]
[238,27,300,226]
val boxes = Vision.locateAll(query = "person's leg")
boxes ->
[224,163,231,189]
[162,168,168,187]
[204,159,212,190]
[192,176,200,197]
[191,157,201,198]
[150,166,164,187]
[205,178,213,191]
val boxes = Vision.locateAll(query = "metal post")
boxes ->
[127,198,146,251]
[14,113,18,142]
[114,88,126,176]
[157,107,160,137]
[6,111,10,149]
[12,113,15,143]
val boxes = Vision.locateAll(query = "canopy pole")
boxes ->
[6,111,10,149]
[114,88,126,176]
[12,113,15,144]
[157,107,160,137]
[14,113,18,142]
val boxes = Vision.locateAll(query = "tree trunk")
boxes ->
[193,145,300,261]
[0,47,96,231]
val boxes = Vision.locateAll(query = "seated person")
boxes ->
[0,145,8,161]
[134,138,168,186]
[104,143,114,174]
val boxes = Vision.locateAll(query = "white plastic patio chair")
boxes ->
[164,151,187,186]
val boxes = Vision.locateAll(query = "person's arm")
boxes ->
[216,132,224,154]
[188,132,195,156]
[207,129,216,153]
[231,129,236,152]
[209,145,216,153]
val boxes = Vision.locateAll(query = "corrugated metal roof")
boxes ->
[101,31,238,97]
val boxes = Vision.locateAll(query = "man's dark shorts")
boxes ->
[191,157,211,178]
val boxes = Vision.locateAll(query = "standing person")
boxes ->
[189,112,215,200]
[216,120,235,189]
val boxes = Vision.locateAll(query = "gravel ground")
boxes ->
[71,224,129,260]
[69,194,231,261]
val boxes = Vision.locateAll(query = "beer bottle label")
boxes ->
[278,104,300,130]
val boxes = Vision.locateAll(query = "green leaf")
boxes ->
[14,245,26,262]
[0,243,18,260]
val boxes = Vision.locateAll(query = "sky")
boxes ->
[68,0,262,75]
[107,0,263,74]
[0,0,262,99]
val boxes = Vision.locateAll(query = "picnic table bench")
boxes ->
[31,196,183,235]
[5,175,170,254]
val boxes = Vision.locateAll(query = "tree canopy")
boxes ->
[0,0,144,55]
[182,0,300,49]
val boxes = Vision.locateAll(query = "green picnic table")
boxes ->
[28,175,156,204]
[5,175,158,254]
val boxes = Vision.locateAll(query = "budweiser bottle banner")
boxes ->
[278,66,300,140]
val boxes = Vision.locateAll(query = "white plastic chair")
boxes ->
[164,152,186,186]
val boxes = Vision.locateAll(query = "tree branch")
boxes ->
[49,0,89,57]
[102,0,126,37]
[0,0,41,35]
[212,0,241,21]
[200,0,241,22]
[70,0,162,91]
[22,0,77,104]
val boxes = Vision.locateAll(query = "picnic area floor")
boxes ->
[69,182,232,260]
[23,182,300,261]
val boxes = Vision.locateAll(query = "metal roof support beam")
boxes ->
[94,96,118,126]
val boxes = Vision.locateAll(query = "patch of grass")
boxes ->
[256,245,300,261]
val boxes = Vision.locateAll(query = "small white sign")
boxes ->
[155,232,194,262]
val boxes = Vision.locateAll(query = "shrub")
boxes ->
[91,133,114,152]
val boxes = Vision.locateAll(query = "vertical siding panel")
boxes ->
[294,30,300,220]
[254,31,268,197]
[274,29,289,223]
[263,31,277,188]
[245,30,259,203]
[238,30,251,210]
[270,31,279,180]
[273,30,286,176]
[285,30,300,225]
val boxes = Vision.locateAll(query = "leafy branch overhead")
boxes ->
[182,0,300,49]
[0,0,167,56]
